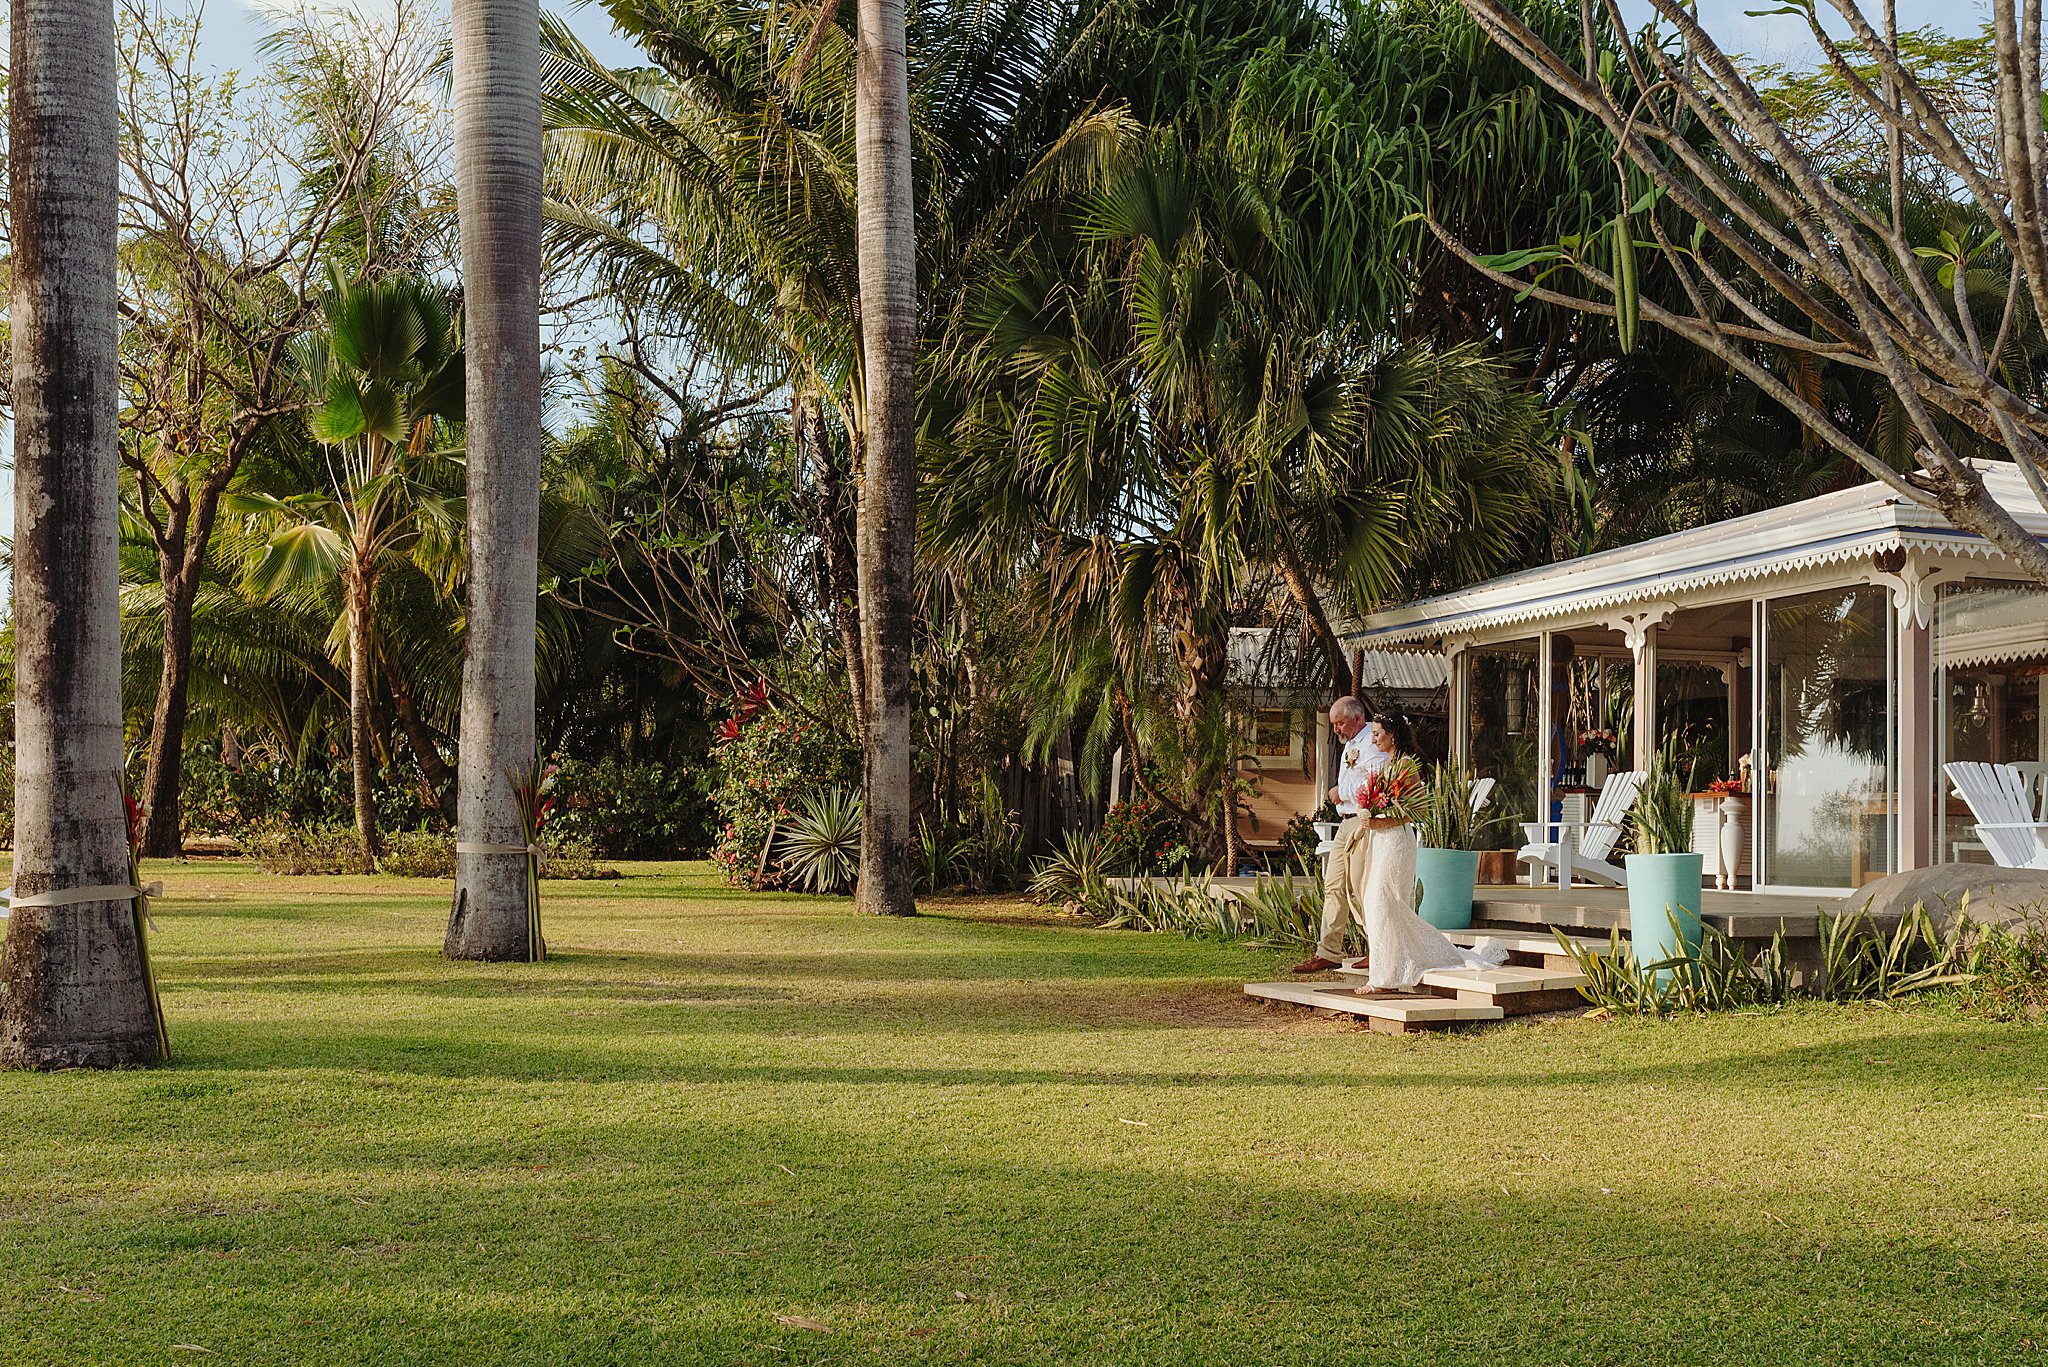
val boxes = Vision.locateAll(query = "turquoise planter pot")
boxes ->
[1625,852,1704,967]
[1415,847,1481,931]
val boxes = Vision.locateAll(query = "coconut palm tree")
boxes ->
[237,274,465,872]
[851,0,919,914]
[1,0,165,1068]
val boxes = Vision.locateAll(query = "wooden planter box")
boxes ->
[1477,849,1520,885]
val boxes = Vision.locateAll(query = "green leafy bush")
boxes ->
[244,823,360,875]
[1278,802,1337,869]
[549,758,708,857]
[709,705,857,889]
[540,838,615,881]
[380,831,455,878]
[917,820,966,893]
[1957,905,2048,1021]
[957,774,1024,891]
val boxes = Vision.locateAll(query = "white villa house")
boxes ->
[1333,466,2048,896]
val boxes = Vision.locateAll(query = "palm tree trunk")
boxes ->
[1,0,163,1068]
[139,552,199,858]
[852,0,918,917]
[1272,534,1353,698]
[346,573,380,874]
[446,0,544,959]
[391,674,457,826]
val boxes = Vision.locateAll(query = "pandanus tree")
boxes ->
[1,0,165,1068]
[238,275,466,872]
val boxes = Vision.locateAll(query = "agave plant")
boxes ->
[780,787,863,895]
[1417,763,1494,851]
[1632,754,1696,856]
[1029,828,1111,911]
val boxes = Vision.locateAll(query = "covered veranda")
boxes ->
[1346,467,2048,898]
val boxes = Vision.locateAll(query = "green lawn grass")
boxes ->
[3,860,2045,1365]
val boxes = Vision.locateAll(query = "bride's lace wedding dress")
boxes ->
[1359,823,1509,990]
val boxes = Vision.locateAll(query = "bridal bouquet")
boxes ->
[1356,756,1423,822]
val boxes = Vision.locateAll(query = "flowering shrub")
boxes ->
[709,693,857,889]
[1098,795,1182,875]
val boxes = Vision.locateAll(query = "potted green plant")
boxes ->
[1625,755,1703,967]
[1415,764,1489,931]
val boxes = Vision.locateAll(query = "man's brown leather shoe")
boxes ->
[1289,956,1341,974]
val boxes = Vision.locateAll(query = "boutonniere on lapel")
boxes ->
[1343,747,1359,767]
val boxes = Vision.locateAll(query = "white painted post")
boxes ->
[1313,711,1331,801]
[1632,628,1659,770]
[1108,746,1124,808]
[1896,605,1935,872]
[1537,631,1554,844]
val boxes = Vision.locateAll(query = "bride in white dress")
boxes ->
[1352,714,1508,992]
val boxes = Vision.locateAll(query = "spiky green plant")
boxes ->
[780,787,863,896]
[1631,755,1695,856]
[1418,762,1497,851]
[1029,828,1111,911]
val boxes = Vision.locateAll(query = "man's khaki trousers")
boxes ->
[1314,815,1372,960]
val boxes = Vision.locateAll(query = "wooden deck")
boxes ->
[1114,876,1849,939]
[1116,873,1860,1033]
[1470,885,1848,939]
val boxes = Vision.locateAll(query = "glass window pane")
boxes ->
[1935,583,2048,864]
[1657,660,1732,789]
[1466,641,1540,849]
[1763,586,1893,889]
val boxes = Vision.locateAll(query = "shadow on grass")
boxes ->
[3,1111,2039,1366]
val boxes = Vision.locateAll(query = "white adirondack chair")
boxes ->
[1468,776,1496,816]
[1517,769,1645,889]
[1944,761,2048,870]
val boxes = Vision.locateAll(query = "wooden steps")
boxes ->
[1417,965,1588,1014]
[1249,929,1602,1031]
[1447,927,1612,971]
[1332,958,1590,1014]
[1243,981,1504,1033]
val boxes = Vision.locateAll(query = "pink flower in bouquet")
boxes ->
[1356,757,1422,820]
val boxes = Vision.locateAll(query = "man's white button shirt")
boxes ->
[1333,734,1387,816]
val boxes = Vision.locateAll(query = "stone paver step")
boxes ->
[1445,928,1612,957]
[1416,964,1588,996]
[1243,981,1504,1033]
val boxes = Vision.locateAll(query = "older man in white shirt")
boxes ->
[1290,695,1385,973]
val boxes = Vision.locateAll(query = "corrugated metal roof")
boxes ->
[1346,465,2048,647]
[1229,627,1445,694]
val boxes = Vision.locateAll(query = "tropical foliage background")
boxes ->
[0,0,2012,890]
